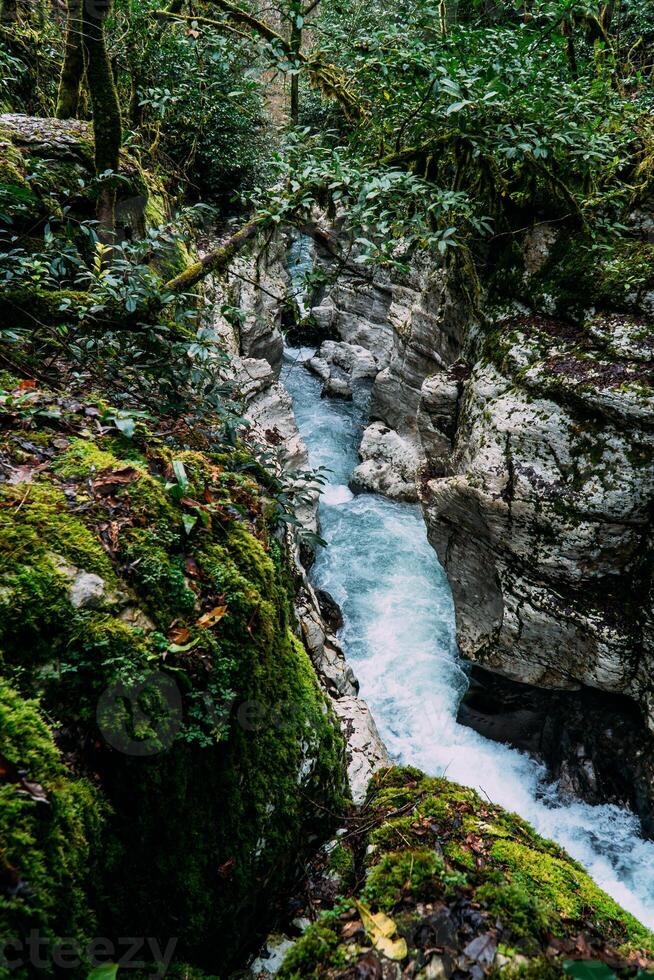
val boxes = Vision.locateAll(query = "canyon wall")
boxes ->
[306,236,654,827]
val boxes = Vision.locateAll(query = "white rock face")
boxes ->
[350,421,423,502]
[205,234,287,374]
[419,313,654,723]
[370,258,471,437]
[312,250,473,499]
[318,340,379,380]
[311,271,395,364]
[330,696,390,804]
[306,339,378,400]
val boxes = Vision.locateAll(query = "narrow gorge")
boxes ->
[2,2,654,978]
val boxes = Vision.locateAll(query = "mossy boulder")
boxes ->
[279,767,654,979]
[525,232,654,323]
[0,680,104,968]
[0,113,182,257]
[0,376,347,975]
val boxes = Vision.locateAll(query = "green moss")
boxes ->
[485,838,654,954]
[362,848,448,909]
[0,379,348,975]
[0,679,105,957]
[327,842,354,879]
[52,439,124,479]
[278,916,345,980]
[280,767,654,977]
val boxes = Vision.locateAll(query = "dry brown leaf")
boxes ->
[169,627,191,645]
[93,466,140,494]
[197,605,228,628]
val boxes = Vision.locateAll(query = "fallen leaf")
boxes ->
[93,466,140,494]
[168,627,190,645]
[341,919,364,941]
[463,932,497,970]
[180,496,204,509]
[217,857,236,878]
[185,557,200,578]
[354,900,408,962]
[348,952,383,979]
[197,605,228,628]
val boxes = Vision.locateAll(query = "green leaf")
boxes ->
[563,962,616,980]
[172,459,189,489]
[182,513,198,535]
[87,965,119,980]
[112,416,135,438]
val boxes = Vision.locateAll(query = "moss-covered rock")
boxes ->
[279,767,654,979]
[0,679,104,971]
[525,233,654,323]
[0,113,174,246]
[0,375,347,975]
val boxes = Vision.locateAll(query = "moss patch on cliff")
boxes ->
[0,375,347,975]
[0,679,104,961]
[279,767,654,979]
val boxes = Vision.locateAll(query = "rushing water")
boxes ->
[281,346,654,930]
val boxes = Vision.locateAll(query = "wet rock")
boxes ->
[315,588,344,632]
[248,935,296,978]
[350,421,422,502]
[305,355,330,381]
[322,377,353,400]
[458,664,654,836]
[296,590,358,698]
[330,696,390,803]
[319,340,379,380]
[309,265,395,365]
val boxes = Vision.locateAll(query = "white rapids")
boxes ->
[282,346,654,929]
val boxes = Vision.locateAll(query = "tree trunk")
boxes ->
[289,13,301,124]
[82,0,122,239]
[56,0,85,119]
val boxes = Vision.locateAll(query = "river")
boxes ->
[281,346,654,930]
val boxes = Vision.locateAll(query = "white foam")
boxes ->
[322,484,354,506]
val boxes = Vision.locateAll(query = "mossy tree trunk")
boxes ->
[288,0,321,124]
[81,0,122,240]
[289,14,301,125]
[56,0,85,119]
